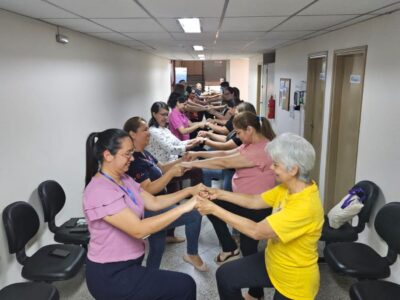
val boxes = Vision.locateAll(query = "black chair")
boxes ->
[350,280,400,300]
[321,180,379,243]
[2,201,86,282]
[0,282,59,300]
[324,202,400,280]
[38,180,89,246]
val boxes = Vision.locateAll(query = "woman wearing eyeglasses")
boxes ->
[123,117,207,271]
[83,128,200,300]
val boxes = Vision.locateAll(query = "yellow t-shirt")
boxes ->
[261,182,324,300]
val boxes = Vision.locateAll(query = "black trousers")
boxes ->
[216,251,291,300]
[208,200,271,298]
[86,256,196,300]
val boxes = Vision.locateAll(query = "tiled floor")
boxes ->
[54,217,355,299]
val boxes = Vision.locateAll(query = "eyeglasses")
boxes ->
[118,151,134,159]
[158,113,169,117]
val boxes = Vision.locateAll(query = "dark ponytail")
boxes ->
[260,117,276,141]
[233,111,276,141]
[85,129,129,186]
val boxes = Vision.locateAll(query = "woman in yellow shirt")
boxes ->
[197,133,324,300]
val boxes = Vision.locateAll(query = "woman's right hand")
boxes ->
[184,151,198,161]
[168,164,186,178]
[197,130,208,138]
[180,196,198,213]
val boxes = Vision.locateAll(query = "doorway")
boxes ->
[304,52,327,185]
[324,46,367,211]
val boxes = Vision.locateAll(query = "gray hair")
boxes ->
[266,133,315,182]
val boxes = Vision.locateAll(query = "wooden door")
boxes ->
[325,46,367,211]
[304,53,327,185]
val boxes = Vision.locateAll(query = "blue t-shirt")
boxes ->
[127,150,166,195]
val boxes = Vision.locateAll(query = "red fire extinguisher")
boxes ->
[267,95,275,119]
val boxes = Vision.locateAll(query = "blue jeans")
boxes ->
[145,205,202,268]
[202,168,234,191]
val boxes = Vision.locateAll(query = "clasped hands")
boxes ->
[186,184,219,216]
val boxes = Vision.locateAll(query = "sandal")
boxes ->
[214,249,240,265]
[183,254,208,272]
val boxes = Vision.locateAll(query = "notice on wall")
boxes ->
[350,74,361,84]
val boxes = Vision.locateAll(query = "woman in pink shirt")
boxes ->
[168,92,206,141]
[182,112,276,300]
[83,128,200,300]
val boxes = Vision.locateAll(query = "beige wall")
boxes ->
[274,11,400,282]
[229,58,249,101]
[0,9,171,286]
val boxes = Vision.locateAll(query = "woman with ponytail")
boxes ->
[181,112,276,300]
[83,128,200,300]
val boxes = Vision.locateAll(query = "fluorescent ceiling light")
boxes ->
[199,57,205,60]
[198,54,205,58]
[193,45,204,51]
[178,18,201,33]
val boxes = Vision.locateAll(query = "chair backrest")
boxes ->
[38,180,66,223]
[375,202,400,264]
[354,180,379,232]
[2,201,39,257]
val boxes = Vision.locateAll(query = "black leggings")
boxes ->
[208,200,271,298]
[216,251,291,300]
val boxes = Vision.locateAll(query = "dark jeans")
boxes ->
[86,256,196,300]
[208,200,271,298]
[216,252,291,300]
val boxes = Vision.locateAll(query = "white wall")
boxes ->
[229,58,249,101]
[0,10,170,286]
[274,11,400,282]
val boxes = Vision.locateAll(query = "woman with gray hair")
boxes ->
[196,133,324,300]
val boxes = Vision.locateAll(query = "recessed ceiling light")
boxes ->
[193,45,204,51]
[178,18,201,33]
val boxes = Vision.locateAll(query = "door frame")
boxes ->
[304,51,328,185]
[324,45,368,209]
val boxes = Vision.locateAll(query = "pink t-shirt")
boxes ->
[83,174,145,263]
[232,140,276,194]
[169,107,190,140]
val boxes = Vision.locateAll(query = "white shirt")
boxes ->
[146,126,189,163]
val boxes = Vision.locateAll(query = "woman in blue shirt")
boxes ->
[123,116,207,271]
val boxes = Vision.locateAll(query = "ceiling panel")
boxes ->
[370,2,400,14]
[0,0,76,18]
[275,15,357,31]
[218,31,267,40]
[325,15,376,31]
[226,0,313,17]
[46,0,148,18]
[263,30,315,40]
[158,17,220,33]
[116,39,154,48]
[300,0,400,15]
[93,18,163,32]
[221,17,285,31]
[138,0,225,18]
[42,18,112,32]
[171,32,215,41]
[89,32,132,41]
[125,32,172,40]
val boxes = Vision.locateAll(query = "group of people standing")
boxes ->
[82,81,324,300]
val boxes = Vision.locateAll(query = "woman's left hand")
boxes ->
[190,183,207,196]
[196,197,217,216]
